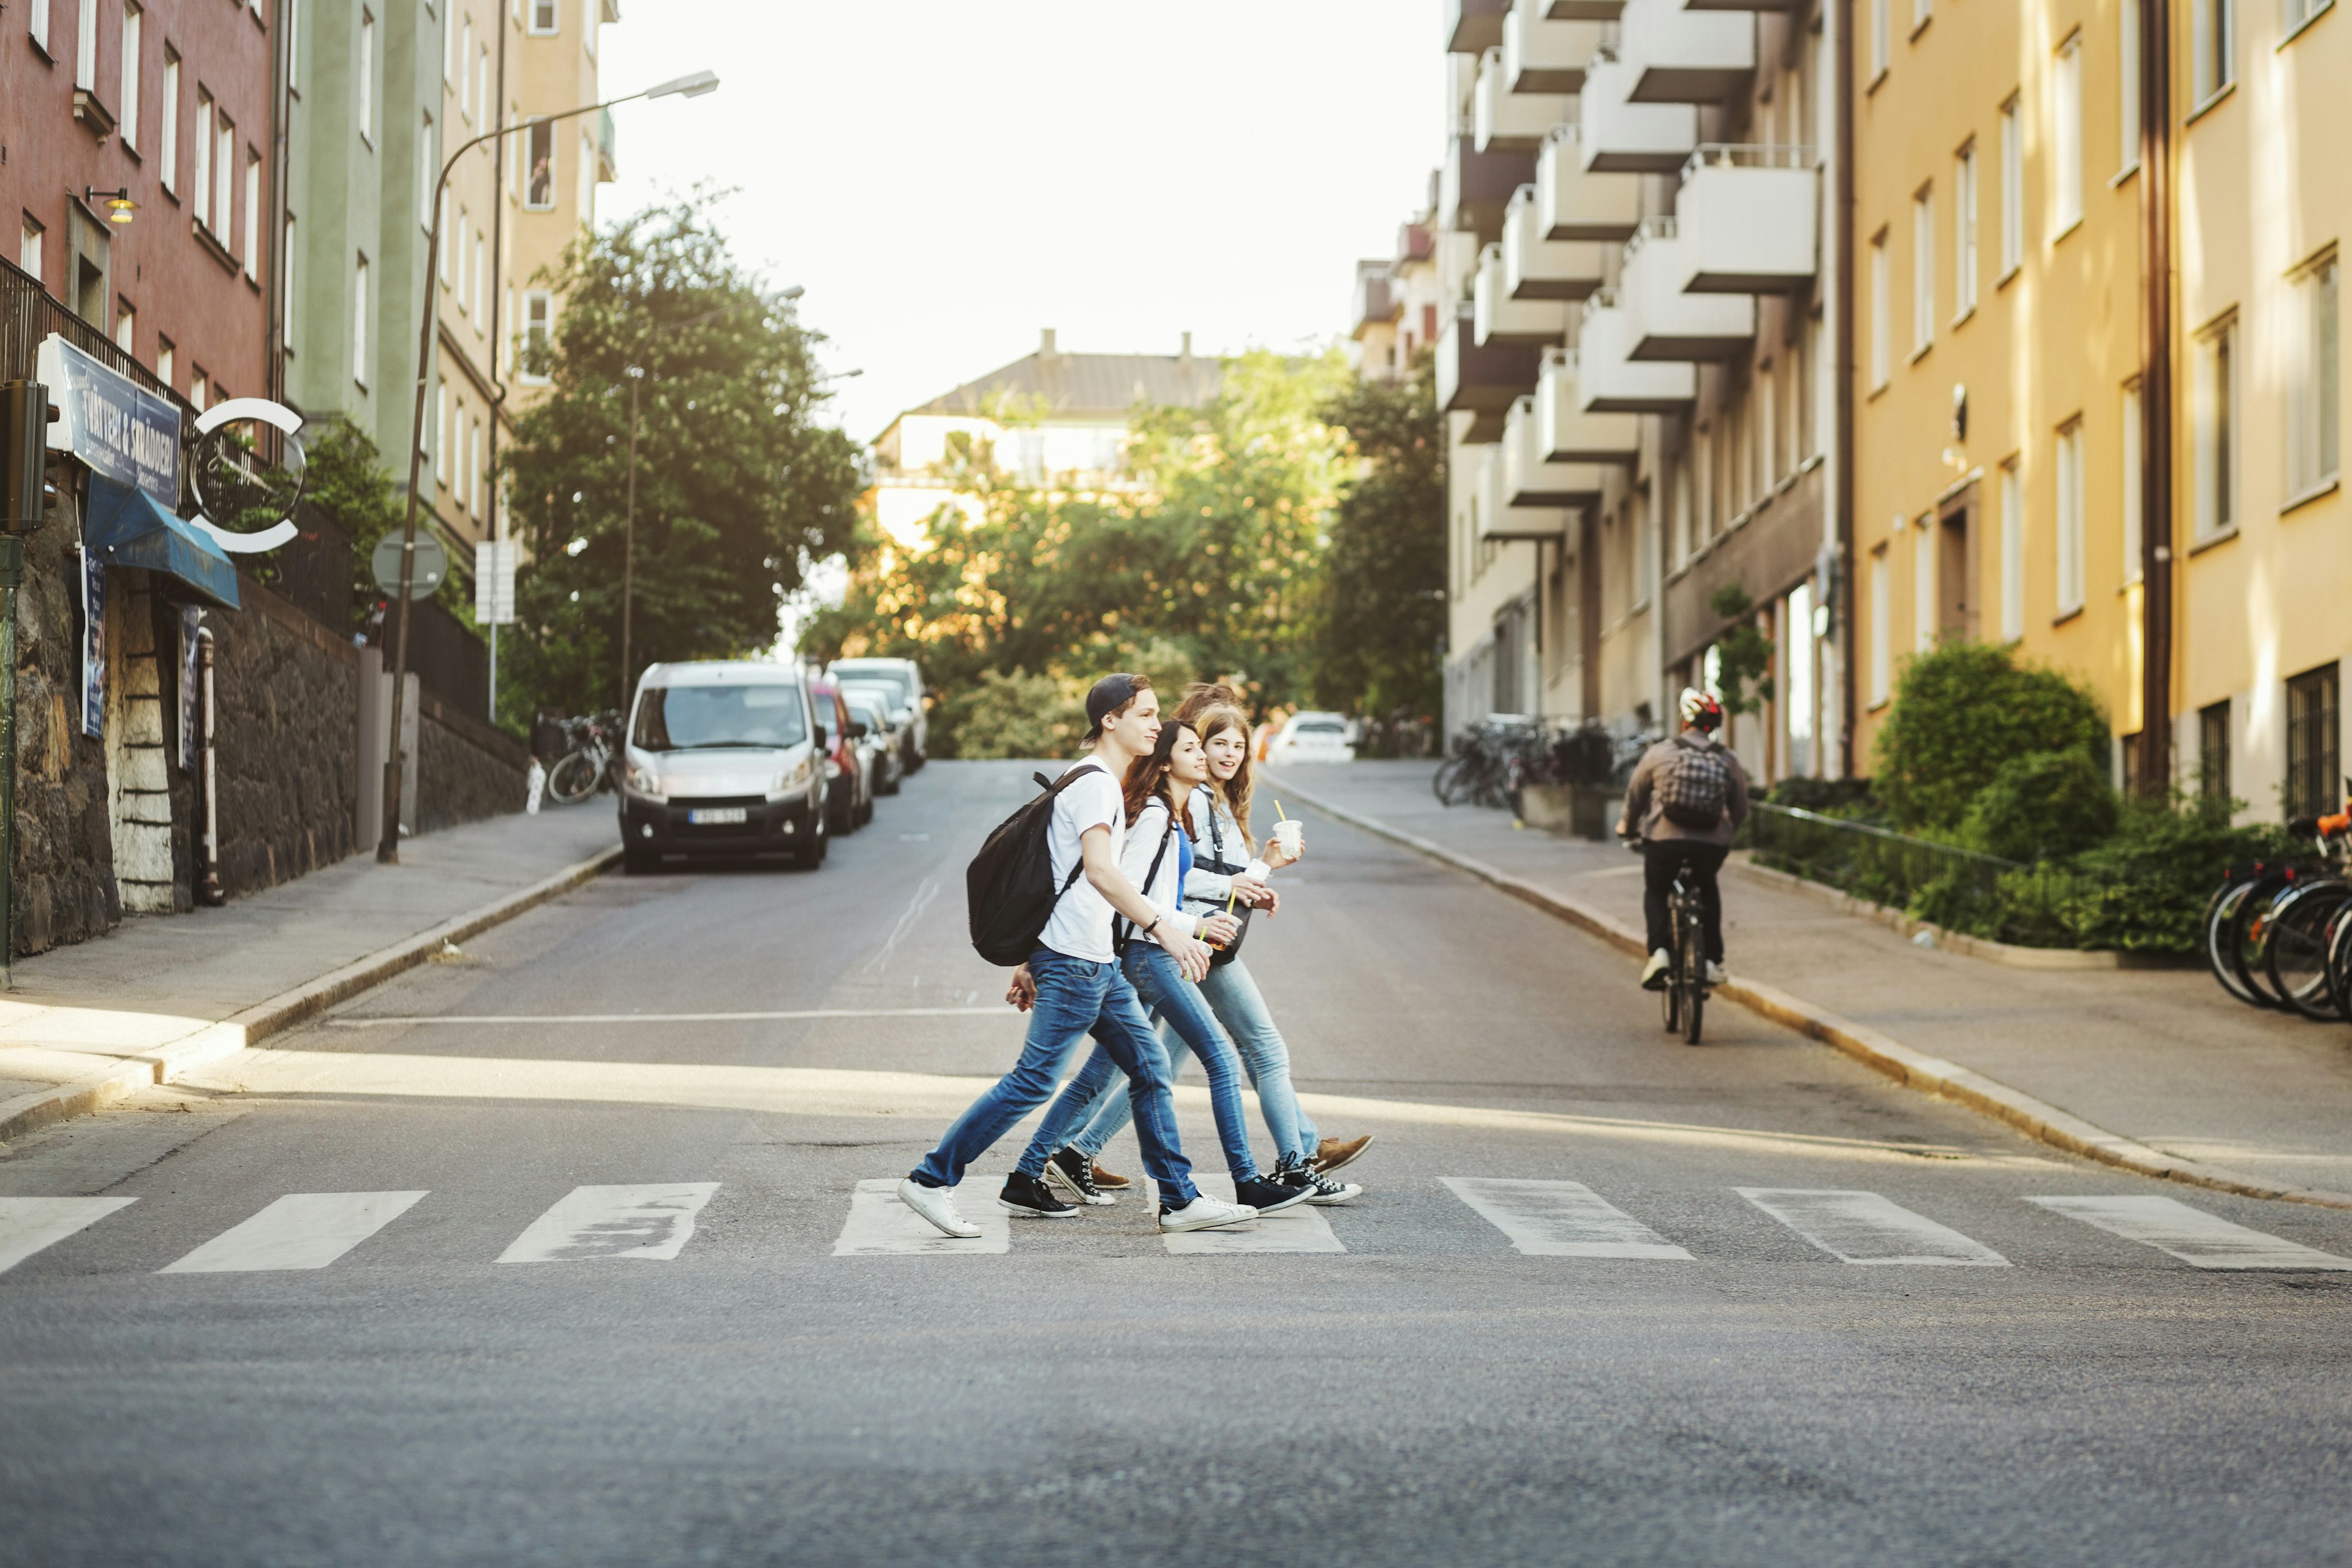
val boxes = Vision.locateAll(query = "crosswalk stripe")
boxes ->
[0,1197,138,1276]
[835,1178,1009,1255]
[1738,1188,2010,1266]
[2026,1195,2352,1270]
[159,1191,429,1273]
[1440,1177,1693,1259]
[1159,1176,1346,1256]
[497,1183,720,1264]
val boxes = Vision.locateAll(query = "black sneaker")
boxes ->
[998,1170,1077,1218]
[1276,1153,1363,1205]
[1234,1174,1314,1215]
[1046,1147,1117,1206]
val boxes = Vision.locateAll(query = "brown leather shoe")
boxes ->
[1312,1134,1374,1174]
[1089,1162,1133,1190]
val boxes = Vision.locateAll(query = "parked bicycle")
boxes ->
[2200,799,2350,1019]
[545,710,622,805]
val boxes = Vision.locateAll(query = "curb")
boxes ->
[1272,774,2352,1214]
[0,844,622,1146]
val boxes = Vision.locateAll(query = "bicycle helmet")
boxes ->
[1678,687,1724,733]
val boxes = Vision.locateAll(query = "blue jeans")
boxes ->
[1019,946,1261,1182]
[910,949,1197,1207]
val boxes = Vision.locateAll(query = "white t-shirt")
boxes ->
[1040,762,1125,963]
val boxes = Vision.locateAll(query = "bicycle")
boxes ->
[545,710,621,805]
[1433,715,1548,809]
[1659,855,1710,1045]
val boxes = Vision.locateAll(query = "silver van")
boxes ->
[617,661,829,872]
[827,657,927,771]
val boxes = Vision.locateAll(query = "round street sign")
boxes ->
[371,533,450,599]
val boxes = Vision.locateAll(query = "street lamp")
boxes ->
[376,69,720,864]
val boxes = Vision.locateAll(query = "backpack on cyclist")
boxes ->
[1656,735,1730,831]
[966,763,1107,966]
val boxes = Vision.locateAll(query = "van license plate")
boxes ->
[688,807,748,825]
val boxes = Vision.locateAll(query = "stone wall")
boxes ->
[14,479,119,954]
[209,582,362,900]
[415,689,530,833]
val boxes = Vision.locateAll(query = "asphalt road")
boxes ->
[5,760,2351,1567]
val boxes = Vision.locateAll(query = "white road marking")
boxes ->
[1158,1175,1344,1256]
[159,1191,428,1273]
[497,1183,720,1263]
[0,1197,138,1275]
[2026,1194,2352,1270]
[834,1178,1011,1255]
[1441,1177,1693,1259]
[1738,1188,2010,1265]
[326,1007,1002,1027]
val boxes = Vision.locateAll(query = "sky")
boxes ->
[595,1,1445,445]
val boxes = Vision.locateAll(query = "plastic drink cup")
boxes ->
[1273,820,1303,858]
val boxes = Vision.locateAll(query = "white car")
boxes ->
[1270,710,1355,764]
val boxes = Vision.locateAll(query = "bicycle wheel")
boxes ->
[2203,876,2263,1006]
[546,750,600,805]
[2232,873,2298,1009]
[1681,909,1707,1045]
[1433,756,1471,806]
[1660,960,1681,1033]
[2269,880,2352,1020]
[2325,901,2352,1020]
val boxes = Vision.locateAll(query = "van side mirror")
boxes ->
[847,720,870,739]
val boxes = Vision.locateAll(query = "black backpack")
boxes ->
[966,763,1108,966]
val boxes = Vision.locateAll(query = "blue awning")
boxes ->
[83,474,241,610]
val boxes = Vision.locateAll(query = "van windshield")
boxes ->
[632,685,809,752]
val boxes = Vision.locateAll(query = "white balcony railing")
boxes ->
[1537,349,1643,462]
[1538,126,1643,241]
[1503,185,1608,300]
[1476,244,1575,346]
[1578,55,1700,173]
[1477,442,1574,541]
[1621,219,1755,359]
[1504,394,1610,508]
[1616,0,1755,104]
[1576,292,1698,412]
[1474,45,1573,152]
[1502,4,1610,93]
[1675,145,1819,292]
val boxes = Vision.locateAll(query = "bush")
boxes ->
[1875,642,2109,833]
[940,671,1084,760]
[2055,793,2298,952]
[1961,750,2119,864]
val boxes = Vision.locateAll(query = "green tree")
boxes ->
[1874,641,2110,832]
[268,417,406,627]
[1706,582,1774,720]
[502,192,865,720]
[1312,353,1444,722]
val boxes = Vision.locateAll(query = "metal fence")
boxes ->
[246,502,355,631]
[1741,799,2079,944]
[1,254,191,420]
[401,597,492,720]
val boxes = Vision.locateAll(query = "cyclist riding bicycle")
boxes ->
[1616,688,1751,991]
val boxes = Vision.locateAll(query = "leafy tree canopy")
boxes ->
[1311,353,1444,723]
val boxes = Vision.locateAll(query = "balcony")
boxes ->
[1675,145,1817,292]
[1474,47,1573,153]
[1616,0,1755,104]
[1447,0,1507,53]
[1537,127,1643,241]
[1438,308,1545,442]
[1476,244,1574,346]
[1578,56,1700,173]
[1537,350,1643,462]
[1352,263,1400,339]
[1440,130,1538,243]
[1621,219,1754,359]
[1502,4,1609,92]
[1545,0,1628,18]
[1504,396,1610,507]
[1575,293,1697,412]
[1477,445,1574,541]
[1502,186,1607,301]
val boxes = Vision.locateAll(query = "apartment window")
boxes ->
[2192,0,2234,104]
[470,228,485,330]
[2056,420,2086,614]
[114,300,134,353]
[353,255,369,387]
[282,216,296,356]
[1870,0,1890,77]
[1869,230,1891,388]
[1913,0,1931,28]
[2117,0,2140,176]
[2193,315,2238,540]
[194,93,214,227]
[156,335,174,390]
[287,0,300,92]
[1999,459,2024,640]
[1999,97,2023,276]
[456,208,472,309]
[1954,146,1978,319]
[2053,36,2083,235]
[1868,545,1892,703]
[2122,381,2143,581]
[579,131,596,222]
[2285,0,2330,29]
[160,53,179,192]
[243,154,262,279]
[2287,253,2340,500]
[477,47,491,135]
[582,0,597,55]
[530,0,557,31]
[28,0,49,53]
[190,369,210,412]
[2198,701,2231,801]
[526,119,555,208]
[2285,664,2340,820]
[1912,187,1935,354]
[1912,515,1935,653]
[459,16,474,120]
[18,217,42,282]
[216,117,237,249]
[75,0,95,89]
[359,11,375,142]
[120,6,142,152]
[437,385,451,484]
[472,418,485,515]
[444,209,460,288]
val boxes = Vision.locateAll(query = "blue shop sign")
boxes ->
[37,333,181,507]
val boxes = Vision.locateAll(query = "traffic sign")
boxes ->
[475,540,516,624]
[371,532,448,599]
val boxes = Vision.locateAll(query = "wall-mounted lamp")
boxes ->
[84,187,137,224]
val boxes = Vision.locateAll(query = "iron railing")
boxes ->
[1741,799,2083,945]
[0,254,192,421]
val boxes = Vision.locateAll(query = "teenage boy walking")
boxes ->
[897,674,1259,1238]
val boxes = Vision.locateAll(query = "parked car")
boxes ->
[828,657,927,772]
[616,661,830,873]
[1269,710,1356,764]
[843,695,902,798]
[809,676,873,834]
[839,680,908,794]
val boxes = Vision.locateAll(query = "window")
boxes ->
[435,384,450,483]
[1913,0,1931,29]
[455,208,470,308]
[2054,36,2083,234]
[120,6,141,152]
[471,230,486,333]
[2287,253,2340,499]
[18,216,42,282]
[1870,0,1890,77]
[2117,0,2140,176]
[360,11,376,141]
[1999,96,2023,276]
[190,369,209,412]
[282,216,296,356]
[216,116,237,248]
[115,300,134,353]
[1912,187,1935,354]
[477,46,490,135]
[1954,146,1978,318]
[530,0,557,31]
[2286,0,2330,29]
[2192,0,2234,103]
[420,113,437,231]
[2122,381,2143,581]
[472,418,485,515]
[2285,663,2340,820]
[156,334,173,389]
[1870,230,1891,388]
[1869,545,1891,703]
[460,16,474,120]
[579,130,595,223]
[443,208,459,288]
[2056,420,2086,614]
[2193,316,2238,539]
[1999,459,2024,640]
[583,0,597,55]
[75,0,95,89]
[1912,515,1935,653]
[243,153,261,278]
[28,0,48,53]
[194,92,214,227]
[353,254,369,387]
[2199,700,2231,801]
[160,53,179,192]
[525,119,554,208]
[287,0,300,92]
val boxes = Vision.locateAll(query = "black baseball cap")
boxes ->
[1083,673,1148,741]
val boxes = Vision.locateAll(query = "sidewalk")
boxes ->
[0,808,619,1142]
[1268,760,2352,1207]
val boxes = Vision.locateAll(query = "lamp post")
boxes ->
[377,69,718,864]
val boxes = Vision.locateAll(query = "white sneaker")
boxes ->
[1704,960,1727,985]
[1158,1196,1259,1234]
[897,1177,982,1238]
[1640,949,1671,990]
